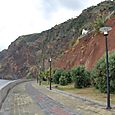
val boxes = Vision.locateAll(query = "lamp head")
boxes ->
[100,26,112,36]
[104,31,108,36]
[49,58,52,62]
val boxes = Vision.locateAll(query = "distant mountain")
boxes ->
[0,1,115,79]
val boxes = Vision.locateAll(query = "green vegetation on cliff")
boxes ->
[0,1,115,79]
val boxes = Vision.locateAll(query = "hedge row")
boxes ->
[53,51,115,93]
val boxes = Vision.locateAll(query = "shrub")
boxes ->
[59,76,68,86]
[26,72,32,79]
[93,15,106,33]
[53,69,72,84]
[91,58,106,91]
[71,65,91,88]
[65,71,72,83]
[53,69,65,84]
[92,51,115,93]
[39,71,45,80]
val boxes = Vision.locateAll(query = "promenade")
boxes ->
[0,81,115,115]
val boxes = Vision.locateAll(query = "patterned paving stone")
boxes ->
[26,83,78,115]
[0,82,44,115]
[0,81,115,115]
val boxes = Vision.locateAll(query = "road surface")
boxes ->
[0,81,115,115]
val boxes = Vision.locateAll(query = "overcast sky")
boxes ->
[0,0,105,51]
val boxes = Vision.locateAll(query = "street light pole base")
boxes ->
[106,106,111,110]
[50,88,52,90]
[50,82,52,90]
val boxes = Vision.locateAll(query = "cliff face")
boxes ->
[54,18,115,70]
[0,1,115,79]
[0,41,36,79]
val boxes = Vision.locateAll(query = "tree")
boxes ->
[71,65,91,88]
[53,69,65,84]
[59,76,68,86]
[91,51,115,93]
[93,15,106,33]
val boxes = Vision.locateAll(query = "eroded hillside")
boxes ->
[54,18,115,69]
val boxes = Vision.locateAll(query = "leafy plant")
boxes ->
[91,51,115,93]
[53,69,72,84]
[93,15,106,33]
[64,70,72,83]
[53,69,64,84]
[59,76,68,86]
[71,65,91,88]
[26,72,33,79]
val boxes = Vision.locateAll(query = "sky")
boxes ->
[0,0,105,51]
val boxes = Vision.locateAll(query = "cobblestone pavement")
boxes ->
[0,82,44,115]
[0,81,115,115]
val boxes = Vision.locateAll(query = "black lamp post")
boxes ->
[37,73,38,83]
[100,26,112,109]
[39,66,42,85]
[47,42,53,90]
[49,58,52,90]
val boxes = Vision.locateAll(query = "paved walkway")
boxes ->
[0,81,115,115]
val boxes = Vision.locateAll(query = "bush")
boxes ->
[92,51,115,93]
[71,65,91,88]
[59,76,68,86]
[53,69,65,84]
[65,71,72,83]
[26,72,32,79]
[93,15,106,33]
[53,69,72,84]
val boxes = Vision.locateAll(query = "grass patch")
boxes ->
[41,81,115,105]
[56,83,115,105]
[41,81,56,86]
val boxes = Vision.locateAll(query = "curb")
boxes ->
[51,88,115,109]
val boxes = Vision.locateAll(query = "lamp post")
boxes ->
[37,73,38,83]
[49,58,52,90]
[100,26,112,109]
[39,66,42,85]
[47,42,53,90]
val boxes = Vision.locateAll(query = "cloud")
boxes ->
[40,0,59,19]
[0,0,105,51]
[58,0,85,10]
[58,0,105,10]
[40,0,105,19]
[40,0,84,19]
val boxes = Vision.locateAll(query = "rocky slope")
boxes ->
[0,1,115,79]
[54,17,115,69]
